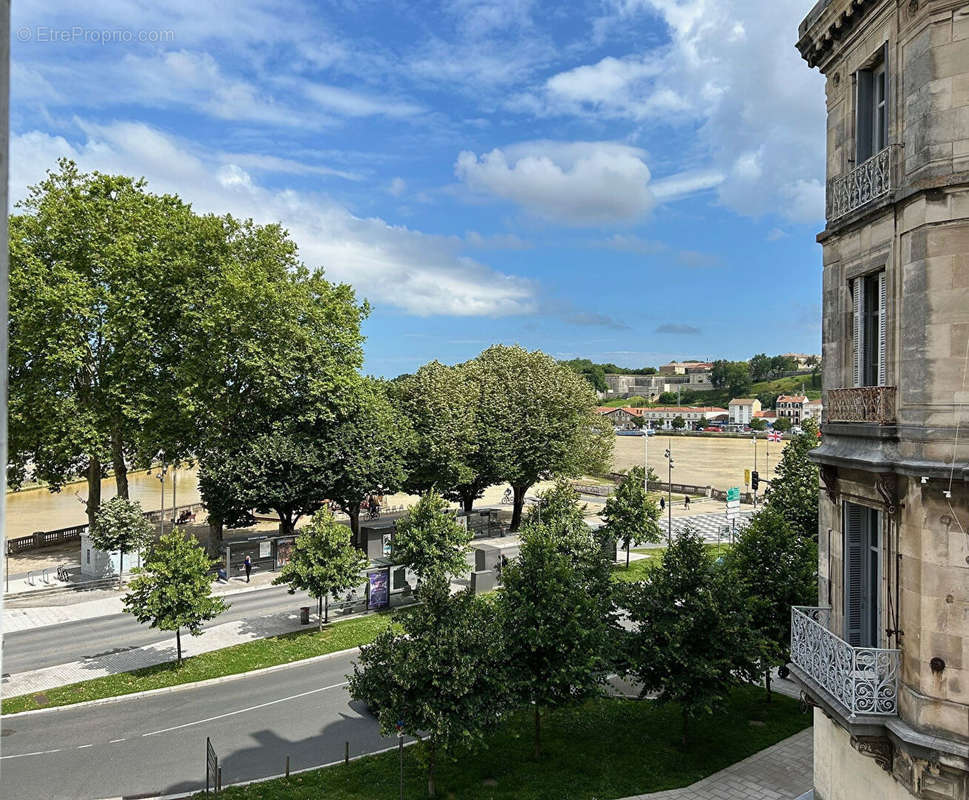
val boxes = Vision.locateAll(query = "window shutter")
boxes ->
[844,503,865,647]
[877,271,887,386]
[856,70,874,162]
[852,278,864,387]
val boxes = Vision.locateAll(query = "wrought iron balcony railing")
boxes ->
[825,386,896,424]
[827,145,899,222]
[791,606,900,716]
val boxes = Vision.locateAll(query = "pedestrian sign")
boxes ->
[727,487,740,503]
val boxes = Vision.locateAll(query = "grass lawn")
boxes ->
[191,685,810,800]
[2,611,394,715]
[612,543,732,584]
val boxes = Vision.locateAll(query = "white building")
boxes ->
[639,406,728,430]
[728,398,761,425]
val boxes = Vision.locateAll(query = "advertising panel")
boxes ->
[368,568,390,610]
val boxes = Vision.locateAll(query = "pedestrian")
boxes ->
[660,496,665,511]
[684,495,691,510]
[244,554,252,583]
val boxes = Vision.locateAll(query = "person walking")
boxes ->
[684,495,691,511]
[244,554,252,583]
[660,496,665,511]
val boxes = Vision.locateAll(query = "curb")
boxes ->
[3,645,363,719]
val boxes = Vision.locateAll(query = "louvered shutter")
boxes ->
[856,70,874,162]
[844,503,865,646]
[877,271,887,386]
[852,278,864,387]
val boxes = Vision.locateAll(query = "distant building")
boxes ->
[753,409,778,425]
[658,360,713,375]
[638,406,728,430]
[801,397,823,422]
[783,353,819,370]
[728,398,761,426]
[596,406,642,430]
[601,371,713,399]
[776,394,808,425]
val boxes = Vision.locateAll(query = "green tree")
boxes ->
[183,217,367,546]
[272,509,368,630]
[623,529,757,744]
[749,417,767,431]
[773,417,792,432]
[396,361,494,512]
[475,345,613,530]
[9,161,205,526]
[710,360,729,389]
[319,378,414,540]
[501,523,612,758]
[392,492,472,589]
[770,354,797,376]
[697,416,709,429]
[602,466,662,568]
[89,496,154,581]
[765,419,820,539]
[198,429,330,537]
[749,353,771,382]
[348,582,509,797]
[724,361,752,397]
[657,391,678,405]
[122,529,229,664]
[723,507,817,700]
[671,415,686,430]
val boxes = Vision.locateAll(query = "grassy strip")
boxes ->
[190,686,810,800]
[2,611,394,715]
[612,543,731,584]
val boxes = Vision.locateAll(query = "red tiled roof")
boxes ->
[639,406,728,414]
[777,395,808,403]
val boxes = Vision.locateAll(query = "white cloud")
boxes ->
[12,123,536,318]
[455,141,655,225]
[545,0,827,223]
[464,231,532,250]
[388,177,407,197]
[298,82,423,119]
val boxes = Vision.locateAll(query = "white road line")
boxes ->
[141,681,349,737]
[0,748,61,760]
[108,738,125,743]
[78,744,93,749]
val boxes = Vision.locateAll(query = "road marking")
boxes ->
[141,681,349,737]
[78,744,93,749]
[0,748,61,760]
[108,738,125,743]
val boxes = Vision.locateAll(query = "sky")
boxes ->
[11,0,826,377]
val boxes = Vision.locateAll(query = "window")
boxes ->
[843,502,881,648]
[856,48,888,163]
[851,271,887,387]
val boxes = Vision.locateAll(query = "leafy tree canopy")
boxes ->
[765,419,820,538]
[392,492,472,590]
[90,496,154,578]
[602,466,662,568]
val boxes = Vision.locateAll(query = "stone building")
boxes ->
[728,397,762,425]
[792,2,969,799]
[777,394,810,424]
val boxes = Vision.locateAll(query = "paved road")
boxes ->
[1,650,399,800]
[2,585,312,674]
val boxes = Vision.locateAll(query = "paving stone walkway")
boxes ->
[619,727,813,800]
[657,509,756,543]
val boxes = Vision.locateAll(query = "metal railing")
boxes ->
[827,145,899,221]
[825,386,897,424]
[791,606,900,716]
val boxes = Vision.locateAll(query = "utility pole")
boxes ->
[664,442,674,545]
[752,433,758,507]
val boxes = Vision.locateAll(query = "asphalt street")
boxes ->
[1,650,400,799]
[2,585,314,674]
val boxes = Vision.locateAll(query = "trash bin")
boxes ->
[300,606,310,625]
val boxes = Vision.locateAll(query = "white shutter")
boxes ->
[877,270,887,386]
[844,503,865,647]
[852,278,864,387]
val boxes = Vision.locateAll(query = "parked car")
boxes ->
[702,426,720,432]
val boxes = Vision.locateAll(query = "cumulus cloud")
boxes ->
[543,0,827,223]
[455,140,655,225]
[12,123,536,318]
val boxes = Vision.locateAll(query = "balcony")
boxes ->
[827,145,899,222]
[790,606,899,717]
[825,386,896,424]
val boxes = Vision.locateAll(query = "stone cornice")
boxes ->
[796,0,883,70]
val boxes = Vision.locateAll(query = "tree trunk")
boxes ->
[85,457,102,530]
[118,551,124,586]
[461,492,474,514]
[111,427,129,500]
[176,628,182,665]
[208,519,224,556]
[426,740,436,798]
[324,594,328,624]
[509,484,529,531]
[318,595,324,631]
[765,668,772,703]
[625,538,631,569]
[533,704,542,759]
[349,506,361,544]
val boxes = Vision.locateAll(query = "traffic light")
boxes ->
[751,471,760,491]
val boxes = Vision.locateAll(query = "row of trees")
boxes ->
[11,161,613,542]
[348,464,817,797]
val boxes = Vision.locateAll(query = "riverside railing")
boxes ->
[790,606,900,716]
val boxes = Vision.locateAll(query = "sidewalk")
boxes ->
[2,571,281,633]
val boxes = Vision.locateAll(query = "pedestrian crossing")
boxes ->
[659,509,756,543]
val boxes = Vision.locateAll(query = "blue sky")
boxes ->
[11,0,825,377]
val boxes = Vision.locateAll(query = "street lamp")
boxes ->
[151,460,168,536]
[664,443,674,545]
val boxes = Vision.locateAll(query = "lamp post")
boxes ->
[526,496,543,525]
[664,442,674,545]
[154,461,168,536]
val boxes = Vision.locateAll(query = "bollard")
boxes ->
[345,740,350,765]
[217,767,222,793]
[285,754,290,778]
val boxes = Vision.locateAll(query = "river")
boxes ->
[6,467,202,539]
